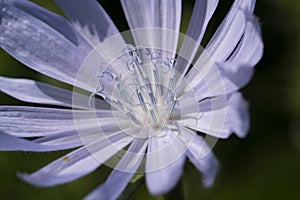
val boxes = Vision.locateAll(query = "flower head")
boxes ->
[0,0,263,199]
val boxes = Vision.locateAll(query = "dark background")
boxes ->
[0,0,300,199]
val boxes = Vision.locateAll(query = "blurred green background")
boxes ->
[1,0,300,199]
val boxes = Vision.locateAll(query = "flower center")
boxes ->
[92,45,181,133]
[113,61,178,129]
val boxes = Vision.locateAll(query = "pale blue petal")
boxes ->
[186,0,218,43]
[121,0,181,55]
[187,69,243,99]
[174,95,228,118]
[178,92,249,139]
[146,130,186,195]
[54,0,119,47]
[34,130,83,150]
[0,131,76,152]
[34,121,131,151]
[0,2,90,89]
[214,12,263,90]
[226,92,250,138]
[206,0,256,63]
[178,109,232,139]
[0,76,109,109]
[179,53,252,102]
[85,137,148,200]
[19,130,135,187]
[226,13,264,69]
[0,106,116,137]
[179,60,236,102]
[180,127,218,187]
[121,0,181,31]
[2,0,91,52]
[218,63,254,92]
[175,0,218,75]
[53,0,129,76]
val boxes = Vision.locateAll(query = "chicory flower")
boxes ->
[0,0,263,199]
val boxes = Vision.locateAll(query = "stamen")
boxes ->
[117,83,136,106]
[149,92,157,105]
[143,77,153,93]
[133,68,144,87]
[126,111,142,126]
[168,76,176,91]
[166,76,176,100]
[126,45,143,66]
[137,90,148,113]
[149,109,158,125]
[153,69,163,96]
[168,93,178,117]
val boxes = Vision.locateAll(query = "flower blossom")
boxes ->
[0,0,263,199]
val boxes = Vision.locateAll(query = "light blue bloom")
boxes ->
[0,0,263,199]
